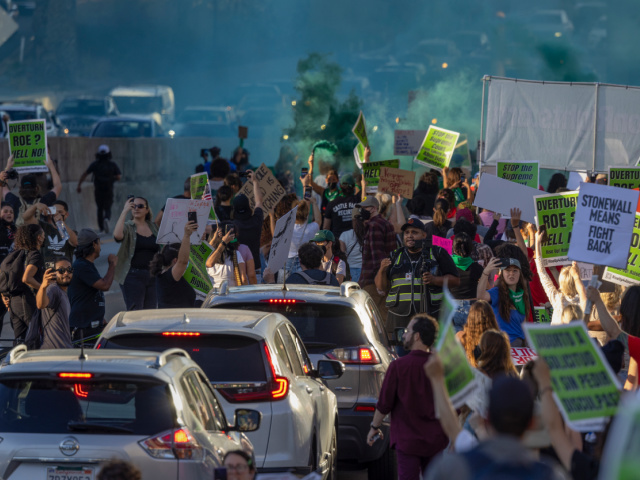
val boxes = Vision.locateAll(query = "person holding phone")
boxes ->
[113,196,159,310]
[36,257,73,349]
[206,224,247,287]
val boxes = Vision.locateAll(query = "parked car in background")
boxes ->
[90,115,165,138]
[0,101,59,136]
[0,346,257,479]
[171,105,237,138]
[97,308,343,479]
[55,96,119,136]
[109,85,175,127]
[204,283,397,480]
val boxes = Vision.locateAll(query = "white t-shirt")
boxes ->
[288,222,320,258]
[339,229,362,268]
[322,258,346,278]
[207,251,244,287]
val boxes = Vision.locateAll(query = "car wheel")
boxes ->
[367,446,396,480]
[327,425,337,480]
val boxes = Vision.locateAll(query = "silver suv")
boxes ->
[0,346,258,479]
[203,282,397,480]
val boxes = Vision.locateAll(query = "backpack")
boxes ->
[297,271,333,285]
[462,446,554,480]
[0,249,27,295]
[331,253,351,281]
[24,308,43,350]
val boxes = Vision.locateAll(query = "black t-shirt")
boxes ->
[5,191,56,219]
[233,207,264,267]
[87,159,122,188]
[425,220,452,239]
[39,220,75,263]
[0,219,16,263]
[323,193,361,240]
[130,233,159,269]
[215,205,233,222]
[449,262,483,300]
[320,188,340,217]
[25,249,44,285]
[156,269,196,308]
[68,258,105,329]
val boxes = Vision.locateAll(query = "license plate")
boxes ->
[46,466,94,480]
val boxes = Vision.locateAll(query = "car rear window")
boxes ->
[103,334,267,383]
[217,303,368,352]
[0,378,175,435]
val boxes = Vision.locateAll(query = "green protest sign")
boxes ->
[524,323,620,432]
[8,119,47,173]
[183,241,213,298]
[190,173,208,200]
[362,159,399,193]
[608,167,640,190]
[435,287,476,408]
[599,397,640,480]
[533,306,551,323]
[351,111,369,147]
[534,191,578,267]
[497,161,539,189]
[603,211,640,286]
[414,125,460,171]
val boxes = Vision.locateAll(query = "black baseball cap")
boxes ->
[401,217,426,232]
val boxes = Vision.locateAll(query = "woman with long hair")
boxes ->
[460,300,499,367]
[339,208,365,282]
[407,171,438,218]
[424,198,452,238]
[476,329,519,379]
[546,173,567,193]
[283,195,321,277]
[312,230,348,284]
[437,188,457,221]
[443,167,472,207]
[477,256,531,347]
[113,196,159,310]
[151,221,198,309]
[206,225,247,287]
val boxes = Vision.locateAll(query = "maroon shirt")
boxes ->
[376,350,448,457]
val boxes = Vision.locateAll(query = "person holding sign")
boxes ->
[151,221,198,309]
[307,151,343,217]
[477,256,530,347]
[442,167,472,207]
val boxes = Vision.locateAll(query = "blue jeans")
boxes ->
[120,268,157,311]
[349,267,362,283]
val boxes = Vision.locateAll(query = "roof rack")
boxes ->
[340,281,360,298]
[154,348,190,368]
[5,344,28,365]
[212,280,229,297]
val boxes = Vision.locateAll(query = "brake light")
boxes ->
[139,428,203,460]
[327,347,380,365]
[58,373,93,379]
[162,332,201,336]
[355,405,376,412]
[74,384,89,398]
[259,299,305,304]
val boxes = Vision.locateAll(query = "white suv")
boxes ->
[97,309,344,478]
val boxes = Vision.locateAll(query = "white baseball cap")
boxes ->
[97,144,110,154]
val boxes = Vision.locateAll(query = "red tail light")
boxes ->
[162,332,201,336]
[139,428,203,460]
[327,347,380,365]
[259,299,305,304]
[355,405,376,412]
[58,373,93,379]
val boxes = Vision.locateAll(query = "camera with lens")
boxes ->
[421,238,440,276]
[6,169,18,180]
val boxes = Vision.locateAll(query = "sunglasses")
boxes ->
[132,204,147,209]
[55,267,73,274]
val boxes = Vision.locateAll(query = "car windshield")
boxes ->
[0,378,176,435]
[178,110,228,124]
[93,121,152,137]
[4,110,36,121]
[103,334,268,383]
[57,100,106,116]
[216,303,368,352]
[113,96,162,114]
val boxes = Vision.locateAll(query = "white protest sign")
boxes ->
[267,206,298,274]
[472,174,539,224]
[394,129,428,156]
[568,183,639,269]
[156,198,211,245]
[510,347,538,366]
[567,171,587,191]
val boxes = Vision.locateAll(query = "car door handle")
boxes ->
[318,384,325,392]
[306,386,313,394]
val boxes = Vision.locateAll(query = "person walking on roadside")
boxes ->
[36,257,73,349]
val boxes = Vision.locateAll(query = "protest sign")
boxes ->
[524,322,621,432]
[414,126,460,171]
[533,306,551,323]
[237,163,286,214]
[496,161,539,188]
[8,119,47,173]
[394,129,428,156]
[578,262,594,281]
[378,167,416,199]
[608,166,640,190]
[568,183,639,269]
[598,396,640,480]
[432,235,452,255]
[603,208,640,286]
[267,206,297,274]
[511,347,538,366]
[473,174,538,224]
[183,241,213,299]
[353,142,365,169]
[534,191,579,267]
[238,125,248,139]
[190,173,209,200]
[157,198,211,245]
[351,111,369,147]
[362,160,400,194]
[435,287,477,408]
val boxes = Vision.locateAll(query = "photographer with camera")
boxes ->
[375,217,459,341]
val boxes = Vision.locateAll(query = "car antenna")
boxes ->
[79,337,87,361]
[281,264,288,292]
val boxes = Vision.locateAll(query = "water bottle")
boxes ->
[56,220,69,241]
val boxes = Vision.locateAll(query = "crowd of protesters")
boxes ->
[0,140,638,479]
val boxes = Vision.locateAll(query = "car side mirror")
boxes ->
[389,327,405,346]
[227,408,261,432]
[315,359,345,380]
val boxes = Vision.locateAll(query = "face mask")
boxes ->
[359,209,371,221]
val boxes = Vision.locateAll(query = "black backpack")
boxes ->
[0,250,27,295]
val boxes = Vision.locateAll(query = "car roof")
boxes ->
[183,106,233,112]
[0,102,40,110]
[102,308,286,340]
[110,86,172,97]
[95,115,153,123]
[59,96,108,102]
[0,348,192,381]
